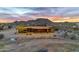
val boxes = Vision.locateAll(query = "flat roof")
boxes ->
[21,26,52,29]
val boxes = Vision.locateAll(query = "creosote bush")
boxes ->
[0,34,4,39]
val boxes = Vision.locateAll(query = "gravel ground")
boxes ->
[0,28,79,52]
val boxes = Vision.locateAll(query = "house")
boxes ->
[16,26,54,34]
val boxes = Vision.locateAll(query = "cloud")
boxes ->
[0,7,79,19]
[22,7,79,16]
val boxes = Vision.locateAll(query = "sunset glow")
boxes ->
[0,7,79,23]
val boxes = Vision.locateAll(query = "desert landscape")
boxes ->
[0,18,79,52]
[0,7,79,52]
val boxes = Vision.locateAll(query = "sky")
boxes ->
[0,7,79,22]
[1,7,79,17]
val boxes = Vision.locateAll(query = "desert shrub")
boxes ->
[54,28,59,31]
[70,36,76,40]
[0,43,5,49]
[8,26,12,29]
[0,34,4,39]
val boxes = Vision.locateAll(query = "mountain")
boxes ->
[26,18,54,26]
[13,18,54,26]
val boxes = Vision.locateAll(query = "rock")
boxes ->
[37,48,48,52]
[5,37,17,44]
